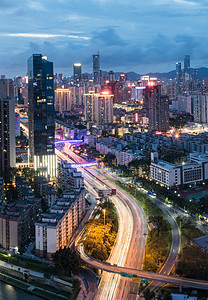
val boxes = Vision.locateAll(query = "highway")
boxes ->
[141,196,181,295]
[93,168,181,294]
[78,243,208,290]
[59,147,208,293]
[57,146,148,299]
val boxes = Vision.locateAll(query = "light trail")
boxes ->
[57,147,147,299]
[55,139,83,144]
[71,162,98,168]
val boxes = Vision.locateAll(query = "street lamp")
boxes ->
[8,253,11,264]
[143,233,147,271]
[103,209,106,226]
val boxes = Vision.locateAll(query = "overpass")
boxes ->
[78,244,208,291]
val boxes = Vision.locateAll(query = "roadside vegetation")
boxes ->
[0,253,55,274]
[82,201,118,261]
[114,180,172,272]
[174,217,208,280]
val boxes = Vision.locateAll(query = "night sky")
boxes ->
[1,0,208,76]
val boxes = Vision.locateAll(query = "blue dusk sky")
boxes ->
[0,0,208,77]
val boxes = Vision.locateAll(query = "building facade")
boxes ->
[35,190,85,259]
[28,54,56,178]
[55,88,71,113]
[84,91,114,126]
[143,83,169,132]
[0,94,16,172]
[73,63,82,84]
[93,52,101,83]
[151,152,208,187]
[57,161,84,192]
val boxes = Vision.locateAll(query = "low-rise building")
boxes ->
[150,152,208,187]
[0,197,41,252]
[57,161,84,192]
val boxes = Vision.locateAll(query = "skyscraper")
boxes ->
[143,82,169,132]
[55,88,71,113]
[184,55,190,73]
[176,62,182,94]
[84,91,114,126]
[73,63,82,84]
[0,94,16,172]
[93,51,101,83]
[28,54,56,178]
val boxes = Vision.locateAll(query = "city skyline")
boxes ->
[1,0,208,76]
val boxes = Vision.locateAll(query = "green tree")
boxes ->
[103,153,116,166]
[52,247,81,277]
[163,290,173,300]
[143,288,155,300]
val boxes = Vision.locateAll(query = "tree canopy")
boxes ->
[52,247,81,277]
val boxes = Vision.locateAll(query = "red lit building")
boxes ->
[101,81,123,104]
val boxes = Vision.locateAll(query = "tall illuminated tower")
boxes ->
[93,51,101,83]
[28,54,57,178]
[73,63,82,84]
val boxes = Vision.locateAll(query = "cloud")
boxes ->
[174,0,198,5]
[0,33,90,40]
[92,28,126,47]
[0,0,208,75]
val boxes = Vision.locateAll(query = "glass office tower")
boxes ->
[28,54,57,178]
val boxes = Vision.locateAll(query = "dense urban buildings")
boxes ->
[0,176,41,252]
[28,54,57,178]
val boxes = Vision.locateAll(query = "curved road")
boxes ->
[56,148,147,299]
[81,168,148,299]
[141,196,181,294]
[78,244,208,290]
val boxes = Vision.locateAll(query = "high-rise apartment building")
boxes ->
[143,83,169,132]
[93,52,101,83]
[35,190,85,259]
[102,81,123,104]
[73,63,82,84]
[0,94,16,172]
[193,93,208,123]
[55,88,71,113]
[28,54,56,178]
[0,79,14,98]
[109,70,115,82]
[84,91,114,126]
